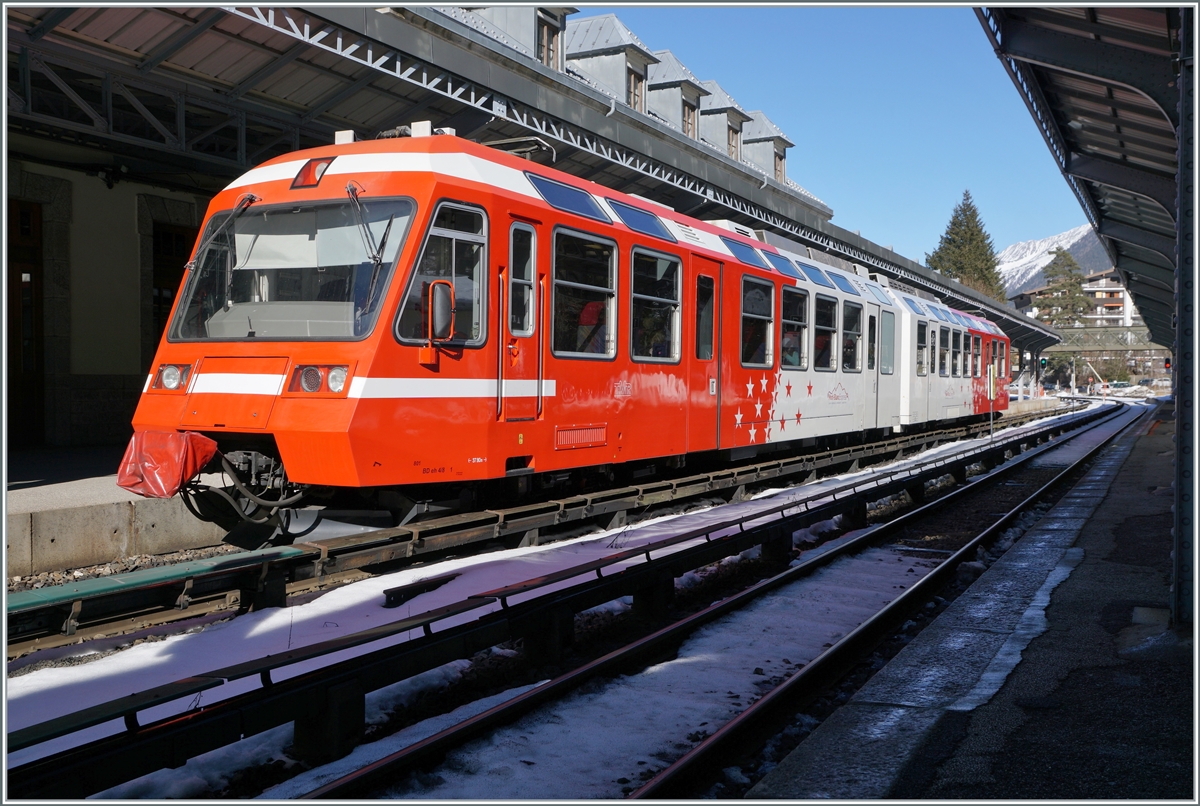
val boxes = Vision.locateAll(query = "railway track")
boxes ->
[284,400,1142,799]
[7,403,1078,661]
[5,400,1132,799]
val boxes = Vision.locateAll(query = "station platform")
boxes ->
[5,445,224,579]
[749,397,1194,800]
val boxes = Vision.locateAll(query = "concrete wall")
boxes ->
[647,84,683,130]
[6,498,226,577]
[472,7,538,54]
[743,139,778,179]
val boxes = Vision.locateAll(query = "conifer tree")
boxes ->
[925,190,1007,303]
[1039,248,1091,328]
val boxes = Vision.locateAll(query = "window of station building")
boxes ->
[631,249,681,362]
[607,199,675,242]
[627,67,645,112]
[552,230,616,358]
[880,310,895,375]
[683,98,698,139]
[536,12,560,70]
[526,173,610,223]
[916,321,928,376]
[696,275,715,360]
[781,287,808,370]
[951,330,962,377]
[842,301,862,372]
[774,151,785,182]
[509,224,536,337]
[727,125,740,160]
[397,203,487,345]
[972,335,982,377]
[814,294,837,371]
[741,276,774,367]
[938,327,950,376]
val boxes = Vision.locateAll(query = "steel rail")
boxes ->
[7,404,1083,655]
[292,403,1132,799]
[630,402,1145,798]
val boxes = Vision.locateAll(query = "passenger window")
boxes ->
[552,231,615,357]
[695,275,715,360]
[781,287,808,370]
[972,335,982,377]
[866,314,876,371]
[939,327,950,376]
[842,301,862,372]
[631,250,680,361]
[509,224,535,337]
[740,276,773,366]
[397,203,486,344]
[952,330,962,377]
[916,321,928,376]
[814,295,837,371]
[880,310,895,374]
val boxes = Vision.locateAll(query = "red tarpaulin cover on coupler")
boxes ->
[117,430,218,498]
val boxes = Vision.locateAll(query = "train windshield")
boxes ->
[170,198,414,341]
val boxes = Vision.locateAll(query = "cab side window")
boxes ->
[952,330,962,377]
[939,327,950,376]
[397,203,487,344]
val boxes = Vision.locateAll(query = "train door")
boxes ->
[500,221,541,421]
[877,308,900,429]
[687,256,721,451]
[865,303,880,430]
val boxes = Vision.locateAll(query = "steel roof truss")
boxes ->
[1066,151,1177,221]
[997,17,1178,127]
[137,9,227,75]
[1098,219,1176,263]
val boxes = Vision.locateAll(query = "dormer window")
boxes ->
[536,11,560,69]
[683,98,698,139]
[727,125,739,160]
[627,66,644,111]
[774,151,785,182]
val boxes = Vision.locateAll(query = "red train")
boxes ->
[119,131,1009,531]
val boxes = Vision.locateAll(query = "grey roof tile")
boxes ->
[565,14,659,62]
[743,110,795,147]
[647,49,708,94]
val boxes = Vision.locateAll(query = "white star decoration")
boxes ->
[760,375,768,392]
[735,408,743,427]
[755,400,763,417]
[745,379,755,397]
[748,425,757,442]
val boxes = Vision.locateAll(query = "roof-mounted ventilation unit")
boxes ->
[334,130,355,144]
[375,121,457,139]
[707,220,759,239]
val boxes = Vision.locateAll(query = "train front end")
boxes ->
[120,142,422,535]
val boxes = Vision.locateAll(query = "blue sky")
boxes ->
[577,5,1088,263]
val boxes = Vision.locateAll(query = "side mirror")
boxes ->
[429,280,454,341]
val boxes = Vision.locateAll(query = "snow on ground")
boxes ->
[7,401,1115,797]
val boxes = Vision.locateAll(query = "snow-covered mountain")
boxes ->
[996,224,1113,297]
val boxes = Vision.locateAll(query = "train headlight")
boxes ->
[153,363,192,391]
[327,366,348,393]
[300,366,323,393]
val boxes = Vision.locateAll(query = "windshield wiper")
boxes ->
[186,192,259,273]
[347,183,394,314]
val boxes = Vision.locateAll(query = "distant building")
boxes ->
[1009,268,1142,328]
